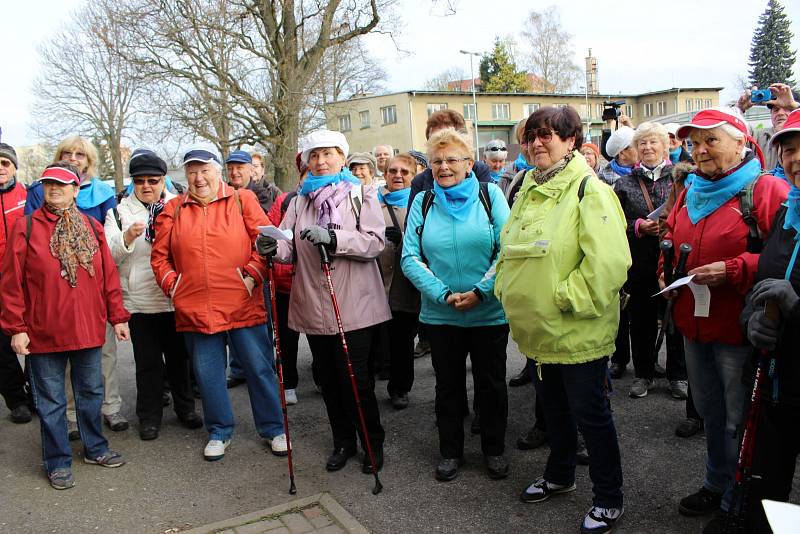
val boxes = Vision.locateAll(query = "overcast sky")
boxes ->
[2,0,799,147]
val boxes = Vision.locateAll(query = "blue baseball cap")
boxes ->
[225,150,252,164]
[183,149,221,166]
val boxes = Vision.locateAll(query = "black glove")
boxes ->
[751,278,799,316]
[746,309,779,350]
[256,235,278,257]
[385,226,402,245]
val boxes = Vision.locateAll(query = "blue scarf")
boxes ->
[783,185,800,239]
[685,158,761,224]
[513,153,534,172]
[77,178,115,211]
[669,147,682,164]
[299,168,360,196]
[772,164,787,181]
[432,173,479,221]
[609,159,633,177]
[379,187,411,207]
[489,170,503,183]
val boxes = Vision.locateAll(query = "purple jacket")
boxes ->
[275,185,391,335]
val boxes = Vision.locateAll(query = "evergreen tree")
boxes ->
[748,0,796,88]
[479,38,530,93]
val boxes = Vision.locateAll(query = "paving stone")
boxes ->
[301,507,323,521]
[280,512,314,534]
[234,519,282,534]
[313,525,344,534]
[309,516,333,529]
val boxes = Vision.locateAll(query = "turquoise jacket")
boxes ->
[401,182,510,327]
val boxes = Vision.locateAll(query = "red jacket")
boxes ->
[150,183,270,334]
[663,173,789,345]
[0,182,28,259]
[266,192,294,294]
[0,208,130,354]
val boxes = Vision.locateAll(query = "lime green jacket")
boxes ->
[494,153,631,365]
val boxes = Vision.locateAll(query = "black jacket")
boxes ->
[245,179,281,215]
[741,205,800,406]
[406,160,492,212]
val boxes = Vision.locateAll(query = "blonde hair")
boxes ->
[426,128,474,160]
[514,117,528,144]
[53,136,98,177]
[250,152,263,163]
[633,122,669,153]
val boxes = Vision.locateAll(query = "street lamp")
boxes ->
[460,49,481,155]
[580,85,590,143]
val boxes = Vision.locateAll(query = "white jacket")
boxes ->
[105,192,176,314]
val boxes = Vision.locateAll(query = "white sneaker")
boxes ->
[203,439,230,461]
[284,389,298,405]
[268,434,289,457]
[581,506,624,533]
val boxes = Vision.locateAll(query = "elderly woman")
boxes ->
[258,130,390,474]
[494,106,631,533]
[740,109,800,533]
[402,128,510,482]
[598,126,637,186]
[347,152,378,186]
[483,139,508,183]
[662,108,789,533]
[580,143,602,173]
[377,153,420,410]
[105,151,201,441]
[150,148,286,461]
[612,122,688,399]
[0,163,130,489]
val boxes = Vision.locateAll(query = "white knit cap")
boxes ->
[299,130,350,164]
[606,126,635,158]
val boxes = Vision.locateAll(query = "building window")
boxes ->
[491,103,510,120]
[358,110,370,129]
[695,98,702,110]
[338,115,351,132]
[580,104,589,120]
[463,103,476,120]
[686,99,693,111]
[624,104,633,118]
[380,105,397,125]
[704,99,712,109]
[595,103,603,119]
[643,103,653,117]
[523,103,540,117]
[427,103,448,117]
[656,101,667,116]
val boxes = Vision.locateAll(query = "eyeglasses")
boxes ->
[133,178,162,186]
[430,157,471,167]
[0,159,13,168]
[387,167,412,176]
[526,128,554,144]
[61,151,87,160]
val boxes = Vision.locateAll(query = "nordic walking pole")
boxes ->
[266,256,296,495]
[316,244,383,495]
[653,239,674,355]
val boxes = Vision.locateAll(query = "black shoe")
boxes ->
[608,362,626,379]
[702,511,728,534]
[390,392,409,410]
[470,413,481,435]
[654,362,667,378]
[139,425,159,441]
[10,405,32,424]
[675,418,703,438]
[361,449,384,474]
[326,446,357,472]
[485,455,509,480]
[178,412,203,429]
[162,392,171,407]
[679,487,722,517]
[435,457,464,482]
[509,368,532,387]
[576,437,590,466]
[517,426,547,450]
[226,376,246,389]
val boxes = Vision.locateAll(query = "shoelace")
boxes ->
[589,507,618,521]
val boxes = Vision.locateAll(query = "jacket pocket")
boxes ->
[236,267,253,297]
[170,273,183,299]
[502,239,551,260]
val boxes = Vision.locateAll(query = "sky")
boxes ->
[2,0,800,147]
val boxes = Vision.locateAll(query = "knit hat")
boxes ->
[580,143,600,157]
[0,143,18,169]
[606,127,635,158]
[298,130,349,165]
[129,149,167,177]
[346,152,377,175]
[408,150,429,169]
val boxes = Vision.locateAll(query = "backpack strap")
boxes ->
[280,191,297,216]
[415,190,436,265]
[478,182,493,220]
[349,185,364,230]
[578,175,591,201]
[739,174,762,254]
[112,207,122,231]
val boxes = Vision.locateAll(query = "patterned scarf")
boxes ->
[46,203,98,287]
[308,180,353,228]
[531,151,576,186]
[144,194,166,243]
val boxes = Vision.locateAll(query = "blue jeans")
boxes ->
[530,357,623,508]
[683,339,750,511]
[185,324,283,441]
[228,286,273,380]
[28,348,109,472]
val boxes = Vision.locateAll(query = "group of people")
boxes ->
[2,82,800,534]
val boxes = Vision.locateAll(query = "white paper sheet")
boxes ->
[653,274,696,296]
[688,282,711,317]
[647,201,667,221]
[258,226,293,241]
[763,499,800,534]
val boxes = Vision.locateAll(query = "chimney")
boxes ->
[585,48,598,95]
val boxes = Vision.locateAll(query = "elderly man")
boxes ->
[738,82,800,175]
[347,152,378,186]
[483,139,508,183]
[0,143,31,424]
[226,150,281,215]
[373,145,393,177]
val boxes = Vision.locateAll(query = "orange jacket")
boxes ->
[150,183,270,334]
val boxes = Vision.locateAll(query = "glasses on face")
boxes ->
[133,178,162,186]
[0,159,13,168]
[486,146,506,152]
[387,167,412,176]
[61,151,87,160]
[526,128,554,144]
[430,157,470,168]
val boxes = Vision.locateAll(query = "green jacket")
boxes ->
[494,153,631,365]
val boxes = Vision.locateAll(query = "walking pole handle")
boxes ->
[674,243,692,280]
[317,243,331,266]
[661,240,675,286]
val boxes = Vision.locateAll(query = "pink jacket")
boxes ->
[275,185,391,335]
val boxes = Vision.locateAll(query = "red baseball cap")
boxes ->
[770,109,800,147]
[676,109,749,139]
[40,167,80,186]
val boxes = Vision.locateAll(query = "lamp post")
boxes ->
[460,49,481,155]
[580,85,590,143]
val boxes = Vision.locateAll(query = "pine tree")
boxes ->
[748,0,796,88]
[479,38,530,93]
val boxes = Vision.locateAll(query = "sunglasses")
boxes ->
[133,178,162,186]
[0,159,13,168]
[61,151,87,160]
[486,146,506,152]
[526,128,554,143]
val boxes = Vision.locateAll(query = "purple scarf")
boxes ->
[308,180,353,228]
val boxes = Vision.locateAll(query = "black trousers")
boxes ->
[308,326,384,451]
[746,402,800,533]
[0,330,28,410]
[387,311,416,396]
[611,308,630,367]
[275,292,300,389]
[129,312,195,426]
[428,323,509,458]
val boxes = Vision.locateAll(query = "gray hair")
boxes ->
[372,145,394,155]
[633,122,669,152]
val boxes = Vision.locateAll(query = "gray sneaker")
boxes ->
[84,450,125,468]
[104,412,129,432]
[48,468,75,490]
[628,378,653,398]
[670,380,689,400]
